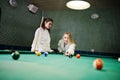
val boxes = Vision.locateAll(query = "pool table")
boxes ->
[0,50,120,80]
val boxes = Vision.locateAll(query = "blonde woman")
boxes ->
[58,32,76,56]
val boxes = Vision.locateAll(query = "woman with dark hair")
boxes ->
[31,18,53,52]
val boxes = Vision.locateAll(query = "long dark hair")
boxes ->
[41,18,53,32]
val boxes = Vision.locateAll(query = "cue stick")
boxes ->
[39,16,44,28]
[33,16,44,52]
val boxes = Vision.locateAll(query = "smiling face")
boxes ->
[45,21,53,29]
[62,32,75,44]
[41,18,53,30]
[63,34,69,44]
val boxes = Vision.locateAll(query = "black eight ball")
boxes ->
[11,51,20,60]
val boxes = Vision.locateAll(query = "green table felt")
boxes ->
[0,54,120,80]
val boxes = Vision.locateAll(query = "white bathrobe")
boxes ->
[58,40,76,55]
[31,27,52,52]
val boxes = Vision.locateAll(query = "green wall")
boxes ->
[45,9,120,53]
[0,0,42,47]
[0,0,120,53]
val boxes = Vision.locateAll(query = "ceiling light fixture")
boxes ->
[66,0,90,10]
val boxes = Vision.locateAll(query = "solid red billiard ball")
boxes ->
[76,54,80,58]
[93,58,103,70]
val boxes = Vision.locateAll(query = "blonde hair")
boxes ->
[63,32,75,44]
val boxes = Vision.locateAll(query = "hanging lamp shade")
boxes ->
[66,0,90,10]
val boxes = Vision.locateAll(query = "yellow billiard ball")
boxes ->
[35,51,41,56]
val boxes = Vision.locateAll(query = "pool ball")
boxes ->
[93,58,103,70]
[35,51,41,56]
[76,54,80,59]
[68,55,73,58]
[118,57,120,62]
[44,52,48,57]
[11,51,20,60]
